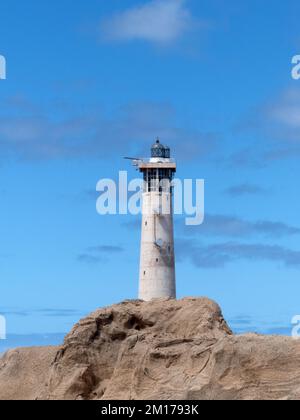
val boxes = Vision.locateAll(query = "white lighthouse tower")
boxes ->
[134,139,177,301]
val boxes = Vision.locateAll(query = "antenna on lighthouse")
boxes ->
[124,157,142,167]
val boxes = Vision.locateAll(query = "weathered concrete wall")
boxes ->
[139,191,176,301]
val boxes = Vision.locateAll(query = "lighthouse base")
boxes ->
[139,192,176,301]
[139,270,176,302]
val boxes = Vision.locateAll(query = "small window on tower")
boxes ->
[145,221,147,226]
[144,271,146,276]
[156,258,159,263]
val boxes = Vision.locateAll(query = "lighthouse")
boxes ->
[135,139,177,301]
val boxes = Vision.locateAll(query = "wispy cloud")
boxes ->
[230,87,300,166]
[183,214,300,239]
[228,315,292,336]
[77,245,124,265]
[0,308,83,318]
[262,88,300,160]
[35,309,82,318]
[122,220,140,231]
[82,189,99,201]
[267,88,300,133]
[0,310,29,317]
[87,245,124,253]
[124,213,300,239]
[177,239,300,269]
[0,115,92,160]
[227,147,266,169]
[100,0,194,45]
[0,100,218,162]
[224,184,268,197]
[229,316,253,326]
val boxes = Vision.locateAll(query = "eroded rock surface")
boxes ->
[0,346,58,400]
[1,298,300,400]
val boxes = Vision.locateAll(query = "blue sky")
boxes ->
[1,0,300,350]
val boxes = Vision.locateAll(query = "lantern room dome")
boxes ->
[151,138,170,159]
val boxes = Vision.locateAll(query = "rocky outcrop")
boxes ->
[0,346,58,400]
[1,297,300,400]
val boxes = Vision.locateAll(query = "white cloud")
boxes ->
[269,89,300,129]
[272,106,300,128]
[100,0,193,44]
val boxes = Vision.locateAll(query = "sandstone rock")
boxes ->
[0,346,58,400]
[1,297,300,400]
